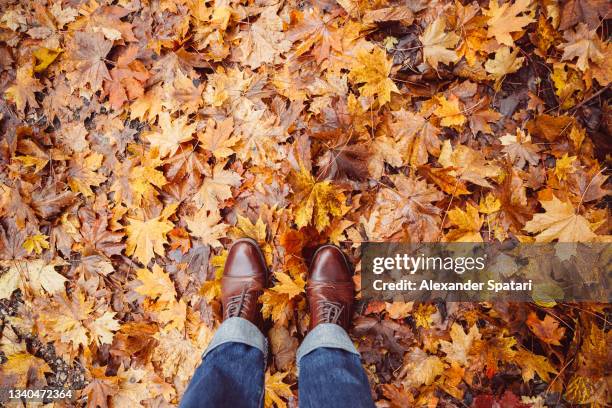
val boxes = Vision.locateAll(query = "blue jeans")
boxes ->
[180,318,375,408]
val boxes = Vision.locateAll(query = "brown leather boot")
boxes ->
[307,245,354,330]
[221,238,267,328]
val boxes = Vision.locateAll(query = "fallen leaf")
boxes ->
[526,312,566,345]
[523,195,597,242]
[419,17,460,69]
[349,47,399,106]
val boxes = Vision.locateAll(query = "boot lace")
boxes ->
[317,300,344,324]
[226,286,252,319]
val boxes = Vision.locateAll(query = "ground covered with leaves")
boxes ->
[0,0,611,406]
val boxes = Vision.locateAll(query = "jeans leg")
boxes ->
[180,318,267,408]
[297,324,374,408]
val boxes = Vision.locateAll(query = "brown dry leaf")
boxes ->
[235,7,291,69]
[5,64,43,112]
[559,23,605,71]
[499,129,540,168]
[418,165,471,196]
[287,7,341,64]
[269,324,298,371]
[525,114,574,142]
[68,151,107,197]
[374,174,444,241]
[84,366,119,408]
[559,0,609,30]
[526,312,566,345]
[66,31,113,92]
[194,164,242,210]
[390,110,441,168]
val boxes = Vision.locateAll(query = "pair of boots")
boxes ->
[221,239,354,332]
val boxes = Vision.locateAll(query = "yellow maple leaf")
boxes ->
[0,352,51,388]
[186,208,227,248]
[439,323,481,366]
[483,0,534,47]
[484,46,524,89]
[13,155,49,173]
[554,153,577,181]
[200,266,224,302]
[0,259,67,299]
[135,264,177,303]
[235,214,267,243]
[89,311,121,346]
[194,164,242,210]
[68,151,107,197]
[445,204,483,242]
[144,111,196,158]
[289,167,345,232]
[419,17,460,70]
[439,141,501,188]
[33,47,62,72]
[22,234,49,255]
[271,271,306,299]
[413,303,436,329]
[433,95,466,128]
[127,147,168,206]
[551,63,585,110]
[385,301,413,319]
[399,348,445,387]
[479,193,501,214]
[514,348,557,382]
[260,290,292,325]
[348,47,399,106]
[200,250,228,301]
[126,210,175,265]
[157,298,187,333]
[264,370,293,408]
[524,195,596,242]
[130,86,163,121]
[198,117,240,159]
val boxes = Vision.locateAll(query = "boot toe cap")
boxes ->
[224,239,267,278]
[309,245,352,282]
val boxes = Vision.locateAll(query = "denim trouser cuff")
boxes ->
[202,317,268,360]
[296,323,359,373]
